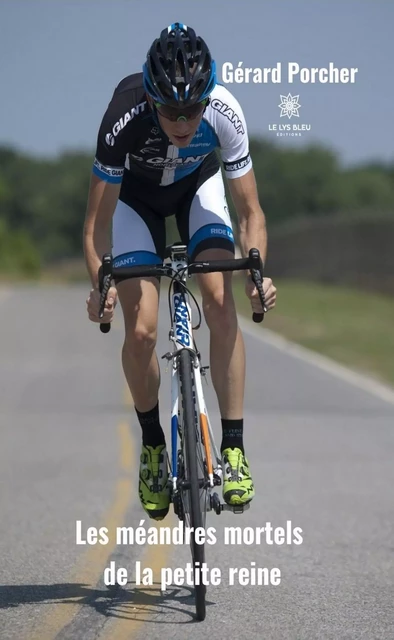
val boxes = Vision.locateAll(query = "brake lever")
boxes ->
[248,248,266,324]
[99,253,113,334]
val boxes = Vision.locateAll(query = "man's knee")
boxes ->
[202,286,236,326]
[195,248,237,330]
[117,277,159,358]
[124,324,157,358]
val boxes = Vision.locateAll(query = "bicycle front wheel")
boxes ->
[179,348,206,622]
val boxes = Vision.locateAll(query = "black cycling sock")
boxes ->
[220,419,244,454]
[135,402,165,448]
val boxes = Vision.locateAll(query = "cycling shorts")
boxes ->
[112,166,235,270]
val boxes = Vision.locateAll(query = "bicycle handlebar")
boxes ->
[98,248,266,333]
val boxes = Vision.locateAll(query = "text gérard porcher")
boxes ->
[221,62,358,84]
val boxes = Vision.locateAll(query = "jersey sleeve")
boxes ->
[93,98,128,184]
[211,86,253,179]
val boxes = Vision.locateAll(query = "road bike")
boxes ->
[98,243,266,621]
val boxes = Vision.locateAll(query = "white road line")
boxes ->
[239,316,394,407]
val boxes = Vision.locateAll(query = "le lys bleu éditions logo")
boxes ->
[268,93,312,137]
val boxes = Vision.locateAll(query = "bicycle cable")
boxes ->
[169,263,203,327]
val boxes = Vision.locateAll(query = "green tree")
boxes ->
[0,218,41,276]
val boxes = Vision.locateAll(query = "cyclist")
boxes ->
[84,22,277,520]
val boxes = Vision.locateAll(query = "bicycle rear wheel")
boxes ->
[178,348,206,622]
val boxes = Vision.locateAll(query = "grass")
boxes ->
[232,278,394,387]
[0,259,90,286]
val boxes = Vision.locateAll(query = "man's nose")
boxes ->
[174,119,190,133]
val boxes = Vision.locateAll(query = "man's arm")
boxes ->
[227,167,267,263]
[83,174,121,288]
[227,167,276,313]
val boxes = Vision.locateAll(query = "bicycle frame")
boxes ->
[166,244,222,506]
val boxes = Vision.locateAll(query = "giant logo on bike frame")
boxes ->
[173,294,191,347]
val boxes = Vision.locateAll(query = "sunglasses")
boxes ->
[153,98,209,122]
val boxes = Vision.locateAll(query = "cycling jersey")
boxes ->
[93,72,252,187]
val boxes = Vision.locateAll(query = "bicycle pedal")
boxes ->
[221,502,250,514]
[233,503,250,514]
[232,505,248,514]
[210,492,222,515]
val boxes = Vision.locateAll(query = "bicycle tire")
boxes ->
[179,348,206,622]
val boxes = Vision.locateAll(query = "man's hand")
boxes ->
[245,275,277,314]
[86,286,118,323]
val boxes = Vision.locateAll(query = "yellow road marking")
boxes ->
[124,384,134,407]
[100,392,177,639]
[28,397,134,640]
[119,421,134,472]
[101,512,177,640]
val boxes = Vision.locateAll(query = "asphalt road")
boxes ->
[1,283,394,640]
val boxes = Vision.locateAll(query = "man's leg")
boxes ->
[117,275,163,440]
[112,199,169,520]
[194,248,254,505]
[180,170,255,505]
[195,249,245,422]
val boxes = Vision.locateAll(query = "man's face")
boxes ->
[147,96,205,148]
[157,112,202,148]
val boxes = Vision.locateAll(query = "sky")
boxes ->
[1,0,392,167]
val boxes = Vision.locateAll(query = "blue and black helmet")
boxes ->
[143,22,217,107]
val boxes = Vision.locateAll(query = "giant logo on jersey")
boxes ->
[130,154,207,169]
[211,99,245,134]
[105,101,147,146]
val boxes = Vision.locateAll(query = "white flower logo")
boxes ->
[278,94,301,119]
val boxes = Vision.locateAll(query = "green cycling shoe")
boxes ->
[221,447,255,506]
[139,443,170,520]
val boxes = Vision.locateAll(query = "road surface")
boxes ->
[1,284,394,639]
